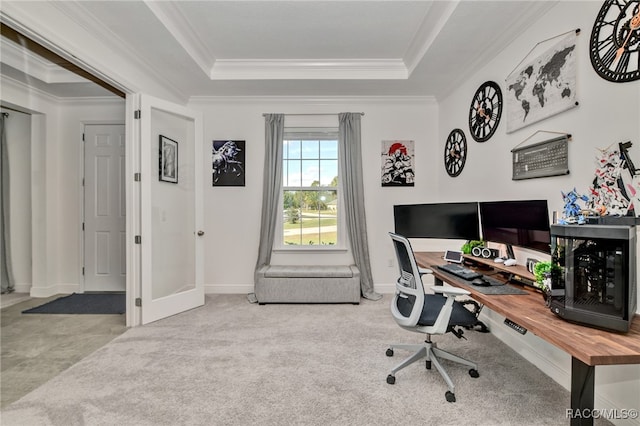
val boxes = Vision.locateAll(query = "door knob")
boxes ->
[197,230,205,236]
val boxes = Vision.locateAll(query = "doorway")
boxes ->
[83,124,126,292]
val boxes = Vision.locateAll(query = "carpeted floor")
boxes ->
[1,294,612,425]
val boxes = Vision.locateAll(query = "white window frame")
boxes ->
[275,127,346,251]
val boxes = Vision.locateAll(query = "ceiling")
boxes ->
[0,1,557,101]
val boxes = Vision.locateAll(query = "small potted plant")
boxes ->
[533,261,562,303]
[461,240,484,255]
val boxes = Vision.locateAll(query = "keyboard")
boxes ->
[436,263,481,281]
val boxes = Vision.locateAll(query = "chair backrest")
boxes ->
[389,232,425,327]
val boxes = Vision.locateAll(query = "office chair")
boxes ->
[386,232,479,402]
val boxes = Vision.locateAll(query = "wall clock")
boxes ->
[589,0,640,82]
[444,129,467,177]
[468,81,503,142]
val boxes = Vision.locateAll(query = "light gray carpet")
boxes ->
[1,294,610,425]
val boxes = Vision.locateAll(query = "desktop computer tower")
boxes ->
[549,224,637,332]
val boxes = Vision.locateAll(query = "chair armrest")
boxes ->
[431,285,470,297]
[418,267,433,275]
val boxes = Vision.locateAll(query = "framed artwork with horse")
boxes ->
[212,140,245,186]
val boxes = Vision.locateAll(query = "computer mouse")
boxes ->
[494,257,504,263]
[504,259,518,267]
[471,277,491,287]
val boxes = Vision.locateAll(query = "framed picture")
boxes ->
[381,140,414,186]
[212,140,245,186]
[159,135,178,183]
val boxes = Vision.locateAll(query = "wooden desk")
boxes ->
[415,252,640,426]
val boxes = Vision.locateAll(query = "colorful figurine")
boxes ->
[587,146,633,217]
[559,188,589,224]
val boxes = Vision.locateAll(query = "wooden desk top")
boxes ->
[415,251,640,366]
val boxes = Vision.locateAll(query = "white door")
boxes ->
[84,124,126,292]
[135,94,204,324]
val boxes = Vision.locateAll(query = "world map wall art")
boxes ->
[505,31,578,133]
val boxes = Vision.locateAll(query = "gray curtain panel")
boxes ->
[1,113,14,293]
[339,113,381,300]
[254,114,284,283]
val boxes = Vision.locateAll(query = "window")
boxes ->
[282,129,339,247]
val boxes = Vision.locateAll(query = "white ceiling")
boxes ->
[0,0,557,100]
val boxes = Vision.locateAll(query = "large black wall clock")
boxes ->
[468,81,502,142]
[444,129,467,177]
[590,0,640,82]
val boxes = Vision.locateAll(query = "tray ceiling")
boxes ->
[1,1,557,100]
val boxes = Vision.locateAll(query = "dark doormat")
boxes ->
[22,293,125,315]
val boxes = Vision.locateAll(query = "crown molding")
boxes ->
[188,95,436,105]
[144,0,215,78]
[1,41,88,84]
[210,59,408,80]
[403,0,460,76]
[1,74,59,103]
[1,74,122,106]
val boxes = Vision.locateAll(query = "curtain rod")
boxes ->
[262,112,364,117]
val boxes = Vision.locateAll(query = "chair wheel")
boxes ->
[386,374,396,385]
[385,348,394,357]
[469,368,479,378]
[425,360,432,370]
[445,391,456,403]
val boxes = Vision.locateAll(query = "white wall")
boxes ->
[437,3,640,424]
[188,97,438,294]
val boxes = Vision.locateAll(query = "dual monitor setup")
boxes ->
[393,199,552,264]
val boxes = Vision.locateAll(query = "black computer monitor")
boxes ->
[479,200,551,255]
[393,202,480,240]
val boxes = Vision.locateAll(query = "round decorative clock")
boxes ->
[444,129,467,177]
[468,81,503,142]
[589,0,640,82]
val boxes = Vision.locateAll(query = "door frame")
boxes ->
[125,96,141,326]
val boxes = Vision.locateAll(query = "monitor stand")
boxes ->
[505,244,516,262]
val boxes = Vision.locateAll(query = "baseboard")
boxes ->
[204,284,254,294]
[29,283,79,298]
[374,283,395,294]
[12,283,31,294]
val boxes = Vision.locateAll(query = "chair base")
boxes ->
[386,340,478,402]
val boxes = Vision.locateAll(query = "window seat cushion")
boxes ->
[255,264,360,304]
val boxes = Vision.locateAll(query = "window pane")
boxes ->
[319,192,337,245]
[285,140,301,160]
[301,140,319,159]
[283,190,337,246]
[320,140,338,159]
[286,160,301,187]
[320,160,338,186]
[301,160,319,186]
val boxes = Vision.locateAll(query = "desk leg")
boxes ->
[570,357,595,426]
